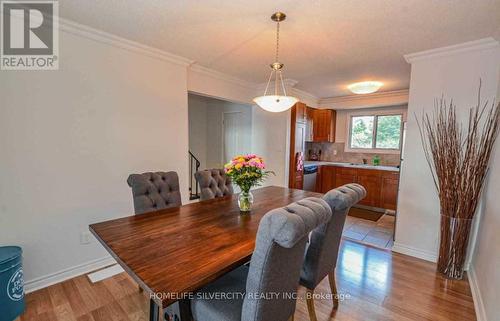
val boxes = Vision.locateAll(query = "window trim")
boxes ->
[346,112,404,154]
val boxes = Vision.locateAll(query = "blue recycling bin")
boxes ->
[0,246,25,321]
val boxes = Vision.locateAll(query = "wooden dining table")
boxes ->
[89,186,321,321]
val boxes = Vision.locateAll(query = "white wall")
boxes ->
[470,141,500,321]
[469,72,500,321]
[251,108,290,187]
[394,39,500,263]
[0,27,189,288]
[188,95,209,168]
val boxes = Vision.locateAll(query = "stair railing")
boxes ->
[189,151,201,200]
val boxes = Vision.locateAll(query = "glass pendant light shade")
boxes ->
[253,12,298,113]
[253,95,299,113]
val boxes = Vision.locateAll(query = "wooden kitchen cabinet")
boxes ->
[313,109,336,142]
[380,171,400,210]
[295,102,307,123]
[357,169,382,207]
[316,165,399,210]
[318,166,336,193]
[334,167,357,189]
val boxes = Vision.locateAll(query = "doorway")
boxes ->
[223,111,244,164]
[187,93,253,198]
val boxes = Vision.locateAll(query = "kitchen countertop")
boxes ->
[304,160,400,172]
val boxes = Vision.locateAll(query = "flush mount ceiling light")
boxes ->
[348,81,384,94]
[253,12,298,113]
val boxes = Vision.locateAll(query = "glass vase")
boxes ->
[238,190,254,213]
[437,214,473,280]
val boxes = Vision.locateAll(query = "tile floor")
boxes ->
[342,213,395,249]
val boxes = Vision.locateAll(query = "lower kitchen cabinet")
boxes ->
[357,169,382,207]
[334,167,357,189]
[316,165,399,210]
[318,165,336,193]
[380,172,400,210]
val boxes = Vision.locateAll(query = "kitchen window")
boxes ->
[349,114,403,150]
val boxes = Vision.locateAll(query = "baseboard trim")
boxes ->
[392,242,438,262]
[24,256,116,294]
[468,266,487,321]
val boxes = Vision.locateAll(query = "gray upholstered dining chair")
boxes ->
[127,171,182,214]
[300,183,366,321]
[194,168,233,201]
[191,197,333,321]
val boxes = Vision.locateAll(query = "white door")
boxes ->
[223,112,243,163]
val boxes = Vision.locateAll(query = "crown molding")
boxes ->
[59,16,260,90]
[57,17,193,67]
[188,64,259,90]
[54,15,410,107]
[289,87,320,107]
[318,89,409,109]
[404,38,500,64]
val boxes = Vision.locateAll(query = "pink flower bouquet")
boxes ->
[224,154,274,211]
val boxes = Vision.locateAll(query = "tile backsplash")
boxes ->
[306,142,401,166]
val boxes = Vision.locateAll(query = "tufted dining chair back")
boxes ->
[300,183,366,290]
[194,169,233,201]
[127,171,182,214]
[242,197,332,321]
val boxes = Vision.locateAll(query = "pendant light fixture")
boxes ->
[253,12,298,113]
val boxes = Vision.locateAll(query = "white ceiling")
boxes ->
[59,0,500,98]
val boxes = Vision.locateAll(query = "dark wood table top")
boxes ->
[89,186,321,307]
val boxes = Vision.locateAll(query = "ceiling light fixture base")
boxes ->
[270,62,284,70]
[271,12,286,22]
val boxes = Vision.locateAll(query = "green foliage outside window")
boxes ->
[350,115,402,149]
[351,116,374,148]
[376,115,402,148]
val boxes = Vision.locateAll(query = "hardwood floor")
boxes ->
[18,240,476,321]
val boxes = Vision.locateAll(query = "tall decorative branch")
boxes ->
[416,83,500,279]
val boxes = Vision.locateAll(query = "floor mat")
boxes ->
[348,207,384,221]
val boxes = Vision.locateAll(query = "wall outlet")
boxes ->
[333,149,338,156]
[80,231,92,245]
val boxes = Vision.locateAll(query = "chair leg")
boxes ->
[305,288,318,321]
[328,270,339,309]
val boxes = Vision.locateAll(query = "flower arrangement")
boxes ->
[224,154,274,211]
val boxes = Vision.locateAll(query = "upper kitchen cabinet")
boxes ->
[295,102,307,123]
[313,109,336,142]
[305,106,315,142]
